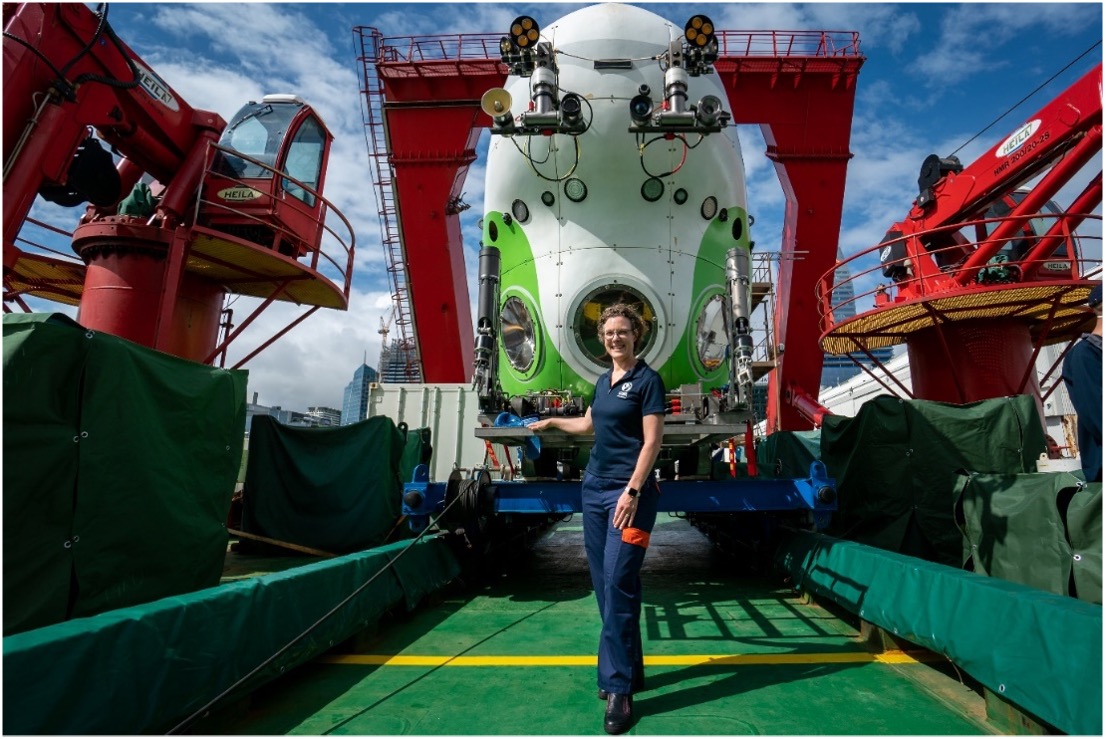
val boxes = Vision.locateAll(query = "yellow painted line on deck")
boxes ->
[316,650,936,667]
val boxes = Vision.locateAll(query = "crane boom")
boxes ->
[878,64,1102,297]
[4,3,352,365]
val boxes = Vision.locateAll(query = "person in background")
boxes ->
[528,303,665,735]
[1062,283,1102,482]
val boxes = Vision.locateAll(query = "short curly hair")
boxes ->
[597,302,646,349]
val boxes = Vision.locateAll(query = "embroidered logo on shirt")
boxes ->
[617,381,633,399]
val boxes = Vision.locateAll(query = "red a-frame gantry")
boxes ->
[357,28,863,432]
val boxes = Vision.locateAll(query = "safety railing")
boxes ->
[749,251,778,368]
[11,216,81,264]
[3,215,85,310]
[360,29,507,63]
[716,30,861,58]
[816,212,1103,331]
[195,142,356,301]
[356,28,861,63]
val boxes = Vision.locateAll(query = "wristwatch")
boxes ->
[625,486,639,498]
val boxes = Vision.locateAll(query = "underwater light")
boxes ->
[696,95,723,127]
[560,93,583,125]
[684,15,715,48]
[701,196,718,220]
[511,199,530,223]
[509,16,540,48]
[641,177,664,202]
[629,91,653,125]
[564,177,588,202]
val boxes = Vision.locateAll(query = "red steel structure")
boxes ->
[356,30,508,384]
[356,27,863,430]
[714,31,863,432]
[818,64,1102,415]
[4,3,353,365]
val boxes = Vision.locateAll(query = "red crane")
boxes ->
[4,3,354,365]
[817,64,1102,418]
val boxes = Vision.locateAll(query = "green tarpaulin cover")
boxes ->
[242,414,412,553]
[779,531,1102,736]
[758,395,1046,566]
[3,313,247,635]
[956,472,1102,604]
[3,536,460,734]
[755,429,820,478]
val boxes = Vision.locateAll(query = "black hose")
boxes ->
[4,3,139,104]
[71,14,141,91]
[59,3,109,77]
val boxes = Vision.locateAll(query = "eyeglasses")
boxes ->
[602,329,632,339]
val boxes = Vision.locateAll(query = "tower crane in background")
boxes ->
[377,302,397,377]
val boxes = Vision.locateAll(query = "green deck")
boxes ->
[204,517,994,735]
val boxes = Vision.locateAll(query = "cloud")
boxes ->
[705,3,921,56]
[139,5,396,305]
[222,287,395,411]
[908,4,1101,86]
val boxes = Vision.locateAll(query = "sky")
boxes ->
[17,1,1104,413]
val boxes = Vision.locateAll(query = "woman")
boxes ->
[528,303,665,734]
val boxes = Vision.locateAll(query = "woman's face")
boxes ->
[601,315,636,363]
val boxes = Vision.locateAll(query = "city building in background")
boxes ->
[377,340,420,383]
[246,393,343,434]
[341,361,379,425]
[820,253,894,388]
[307,406,341,427]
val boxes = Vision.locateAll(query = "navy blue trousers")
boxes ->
[581,471,659,695]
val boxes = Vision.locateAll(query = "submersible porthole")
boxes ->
[511,199,530,223]
[564,178,588,202]
[700,195,717,219]
[641,177,664,202]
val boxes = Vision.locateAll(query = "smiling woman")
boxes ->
[528,300,666,733]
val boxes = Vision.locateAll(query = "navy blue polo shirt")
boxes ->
[586,360,666,480]
[1062,333,1102,482]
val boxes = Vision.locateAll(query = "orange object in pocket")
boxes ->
[621,527,650,549]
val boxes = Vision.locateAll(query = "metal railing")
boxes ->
[355,26,422,382]
[716,30,861,58]
[196,142,356,299]
[817,212,1103,330]
[11,216,81,264]
[364,30,507,64]
[358,29,861,64]
[749,251,778,371]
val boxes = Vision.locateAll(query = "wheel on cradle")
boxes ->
[523,449,560,479]
[442,469,497,574]
[675,445,702,478]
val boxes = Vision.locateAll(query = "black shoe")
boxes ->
[598,689,609,700]
[604,693,633,735]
